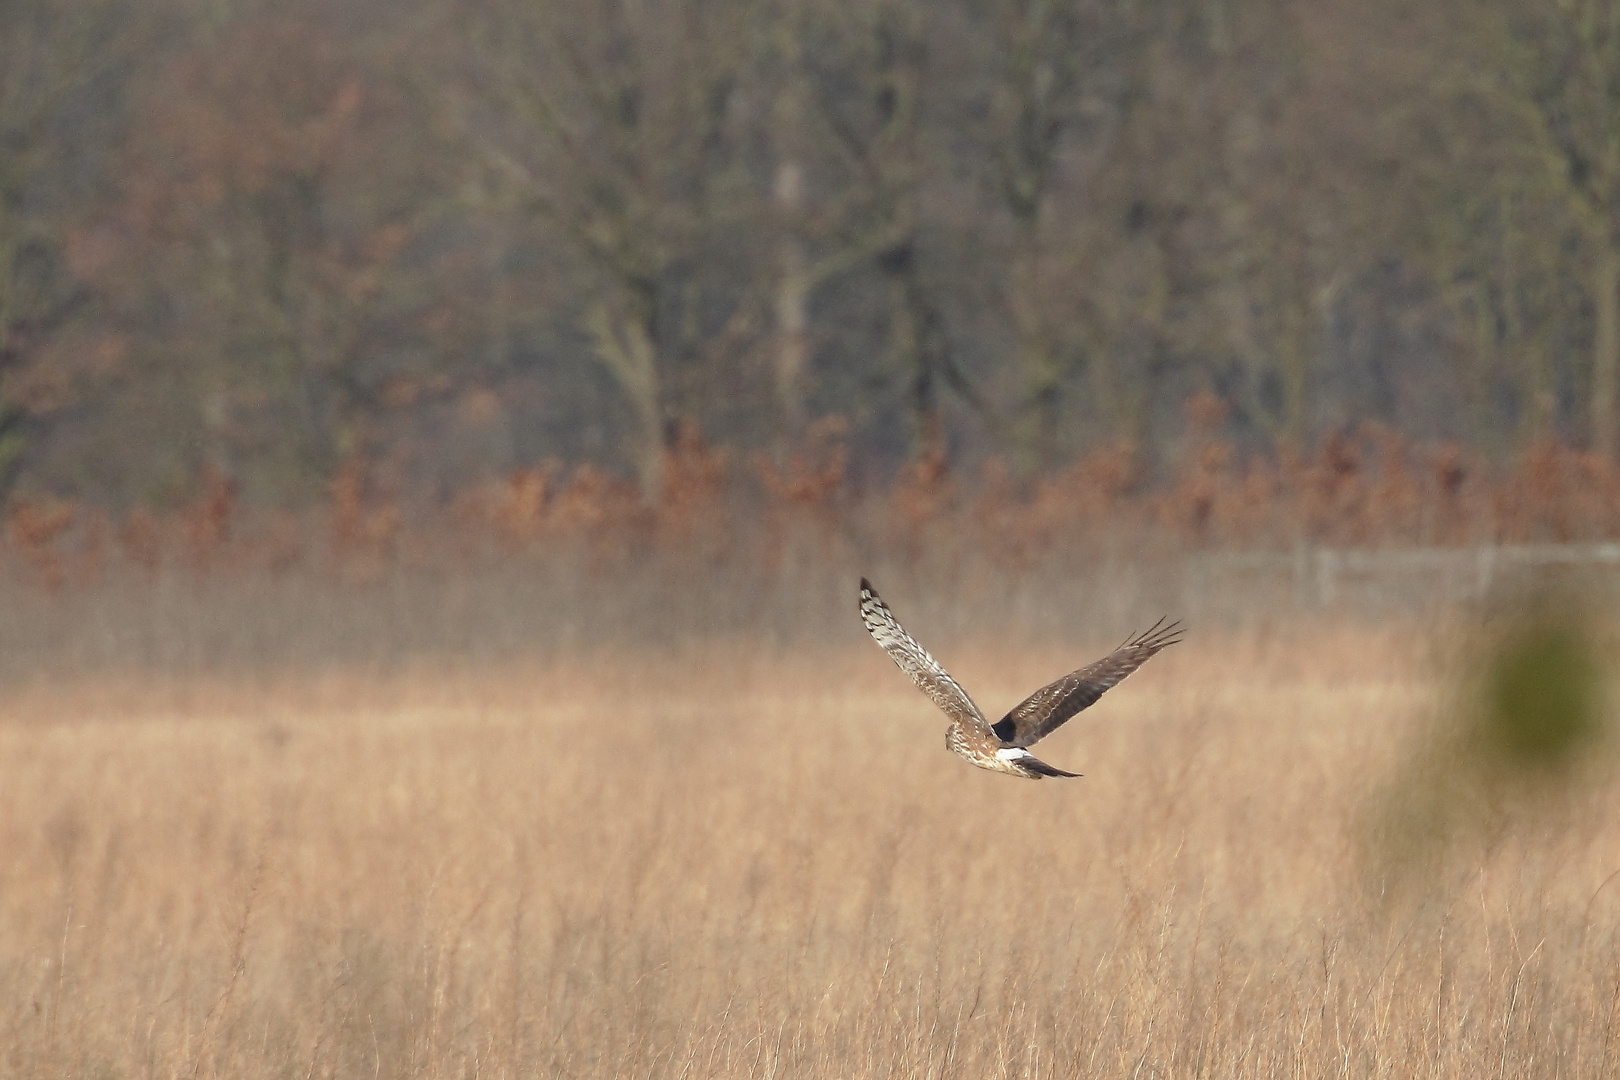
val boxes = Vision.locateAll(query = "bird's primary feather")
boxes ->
[859,577,991,734]
[989,618,1184,747]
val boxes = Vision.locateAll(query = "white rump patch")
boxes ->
[995,747,1031,762]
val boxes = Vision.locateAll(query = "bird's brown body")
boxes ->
[943,721,1070,778]
[859,578,1183,779]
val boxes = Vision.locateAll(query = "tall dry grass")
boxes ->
[6,422,1620,1077]
[5,617,1620,1078]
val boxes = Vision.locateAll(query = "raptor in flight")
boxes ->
[858,578,1182,779]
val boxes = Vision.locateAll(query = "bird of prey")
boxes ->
[858,578,1182,779]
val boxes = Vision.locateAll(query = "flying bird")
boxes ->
[858,578,1182,779]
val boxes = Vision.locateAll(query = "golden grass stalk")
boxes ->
[4,624,1619,1078]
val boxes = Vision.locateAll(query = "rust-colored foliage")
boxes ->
[755,417,850,513]
[331,459,400,577]
[754,417,851,568]
[1150,419,1498,550]
[975,443,1143,572]
[490,465,560,549]
[71,508,110,588]
[540,464,646,571]
[256,510,306,572]
[8,498,75,592]
[182,466,238,569]
[119,507,164,573]
[6,498,111,591]
[1493,440,1620,543]
[659,420,731,550]
[890,446,953,534]
[13,418,1620,593]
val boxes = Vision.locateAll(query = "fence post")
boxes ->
[1293,541,1310,608]
[1475,545,1495,599]
[1316,547,1339,607]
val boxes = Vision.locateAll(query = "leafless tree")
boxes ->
[464,0,767,498]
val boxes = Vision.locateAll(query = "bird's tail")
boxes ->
[1021,755,1081,779]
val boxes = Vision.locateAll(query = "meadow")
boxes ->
[3,570,1619,1079]
[5,433,1620,1078]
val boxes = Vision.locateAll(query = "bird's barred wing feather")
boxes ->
[991,618,1184,747]
[859,579,990,731]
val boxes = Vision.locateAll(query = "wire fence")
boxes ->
[1185,543,1620,617]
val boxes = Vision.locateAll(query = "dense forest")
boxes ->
[5,0,1620,512]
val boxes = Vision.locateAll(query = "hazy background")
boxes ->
[6,0,1620,510]
[6,0,1620,669]
[6,2,1620,1077]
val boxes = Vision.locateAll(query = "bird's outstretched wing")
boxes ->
[991,619,1183,747]
[859,578,989,729]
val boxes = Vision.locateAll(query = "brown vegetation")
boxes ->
[8,0,1620,508]
[8,431,1620,600]
[3,621,1618,1077]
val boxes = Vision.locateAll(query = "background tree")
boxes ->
[0,0,142,496]
[79,0,474,504]
[1387,0,1620,454]
[9,0,1620,506]
[465,0,768,499]
[961,0,1152,468]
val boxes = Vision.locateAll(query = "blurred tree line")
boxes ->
[4,0,1620,507]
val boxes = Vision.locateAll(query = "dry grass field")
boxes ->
[3,605,1619,1078]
